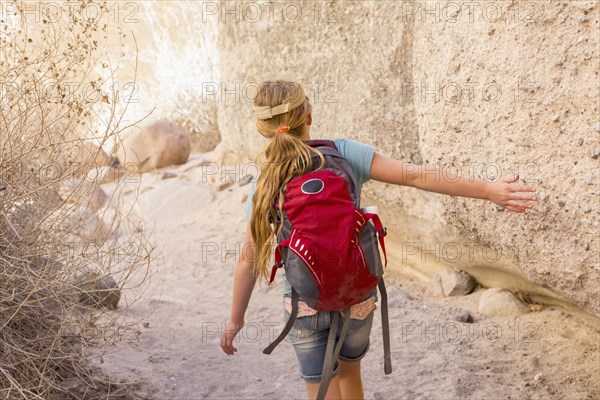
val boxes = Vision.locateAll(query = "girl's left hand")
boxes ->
[221,319,244,355]
[487,175,537,213]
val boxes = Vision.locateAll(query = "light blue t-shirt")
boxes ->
[244,138,376,295]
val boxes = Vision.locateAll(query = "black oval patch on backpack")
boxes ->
[301,178,324,194]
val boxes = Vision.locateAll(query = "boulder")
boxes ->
[69,260,121,310]
[424,267,476,298]
[478,288,530,316]
[439,267,476,296]
[85,166,124,184]
[116,120,191,174]
[73,269,121,309]
[44,204,111,244]
[58,177,108,211]
[65,141,115,178]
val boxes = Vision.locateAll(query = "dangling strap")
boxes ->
[263,288,299,355]
[316,308,351,400]
[269,239,290,284]
[363,213,388,267]
[378,278,392,374]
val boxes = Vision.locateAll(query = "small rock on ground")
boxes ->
[78,275,121,309]
[478,287,530,316]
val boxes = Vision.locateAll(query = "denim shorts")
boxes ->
[282,304,375,383]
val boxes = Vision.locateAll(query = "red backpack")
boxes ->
[263,140,391,399]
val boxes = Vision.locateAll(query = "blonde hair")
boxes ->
[250,80,325,282]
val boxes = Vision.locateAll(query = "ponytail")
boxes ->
[250,132,325,283]
[249,80,324,283]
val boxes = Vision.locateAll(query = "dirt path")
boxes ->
[94,155,600,400]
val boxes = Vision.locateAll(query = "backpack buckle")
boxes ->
[269,261,285,285]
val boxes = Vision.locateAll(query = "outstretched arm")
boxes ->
[370,152,537,213]
[221,221,257,355]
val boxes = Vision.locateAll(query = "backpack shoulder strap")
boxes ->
[306,140,344,160]
[305,139,360,204]
[316,307,351,400]
[263,288,299,355]
[378,278,392,375]
[306,139,338,151]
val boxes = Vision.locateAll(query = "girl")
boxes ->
[221,80,537,400]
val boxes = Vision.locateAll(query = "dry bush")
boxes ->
[164,89,221,153]
[1,1,156,398]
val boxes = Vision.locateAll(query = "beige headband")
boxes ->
[252,84,308,120]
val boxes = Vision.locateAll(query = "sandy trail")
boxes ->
[94,154,600,400]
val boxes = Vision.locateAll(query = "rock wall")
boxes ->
[213,1,599,317]
[409,0,599,316]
